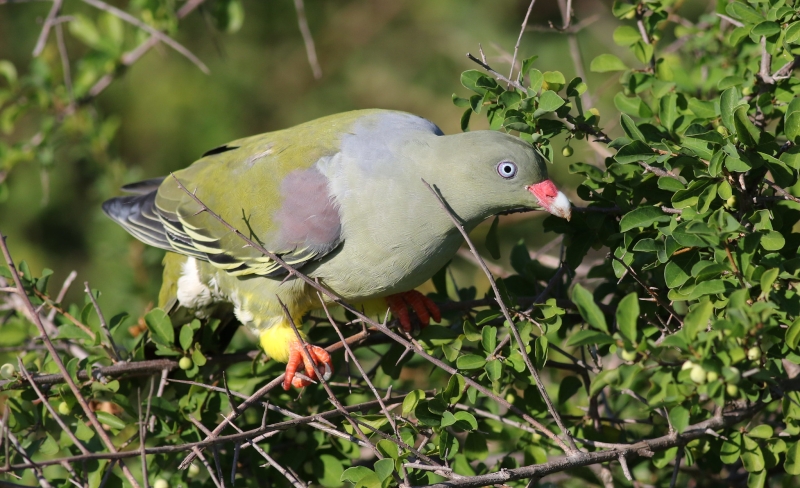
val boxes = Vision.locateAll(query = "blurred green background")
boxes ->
[0,0,704,323]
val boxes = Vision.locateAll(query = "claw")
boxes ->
[386,290,442,332]
[283,342,334,390]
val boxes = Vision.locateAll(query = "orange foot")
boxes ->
[386,290,442,333]
[284,342,333,390]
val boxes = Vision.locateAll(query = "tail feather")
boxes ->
[102,192,172,250]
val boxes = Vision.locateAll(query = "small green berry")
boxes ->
[574,131,585,140]
[747,346,761,361]
[725,195,737,209]
[187,464,200,477]
[620,349,637,362]
[562,146,574,157]
[153,479,169,488]
[303,461,314,474]
[295,431,308,444]
[726,384,739,396]
[681,360,694,371]
[179,357,193,370]
[58,401,71,416]
[690,364,707,384]
[0,363,15,379]
[706,371,719,383]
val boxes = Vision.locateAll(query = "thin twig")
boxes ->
[80,0,209,73]
[292,0,322,79]
[421,179,577,453]
[508,0,536,85]
[84,281,120,361]
[31,0,63,56]
[228,422,305,488]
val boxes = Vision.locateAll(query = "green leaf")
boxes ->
[615,140,655,164]
[533,336,548,370]
[669,406,690,433]
[144,309,174,346]
[616,292,639,342]
[688,97,717,119]
[571,283,608,332]
[461,70,493,95]
[787,22,800,43]
[590,54,628,73]
[620,207,671,232]
[786,319,800,350]
[748,470,767,488]
[75,421,95,442]
[733,105,760,147]
[660,93,677,133]
[402,390,425,415]
[747,425,774,439]
[741,436,765,472]
[785,111,800,143]
[463,320,481,341]
[179,324,194,351]
[620,114,645,141]
[374,459,393,483]
[485,216,501,259]
[453,411,478,431]
[542,71,566,92]
[633,40,654,65]
[785,442,800,475]
[752,21,780,37]
[567,329,615,347]
[720,87,741,134]
[718,75,745,91]
[614,93,652,118]
[481,326,497,353]
[376,439,399,460]
[684,300,713,340]
[95,411,126,430]
[444,374,466,404]
[534,90,565,117]
[761,231,785,250]
[341,467,377,485]
[726,2,764,25]
[759,268,778,294]
[457,354,486,370]
[613,26,641,46]
[485,359,502,381]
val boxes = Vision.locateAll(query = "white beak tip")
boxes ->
[550,191,572,221]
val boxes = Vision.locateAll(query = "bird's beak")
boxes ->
[526,180,572,221]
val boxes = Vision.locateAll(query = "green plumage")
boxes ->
[105,109,563,369]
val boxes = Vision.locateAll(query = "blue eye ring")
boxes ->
[496,161,518,179]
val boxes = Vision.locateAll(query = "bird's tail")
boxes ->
[102,177,173,251]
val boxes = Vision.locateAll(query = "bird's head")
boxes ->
[429,130,572,223]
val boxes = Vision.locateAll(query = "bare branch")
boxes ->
[292,0,322,79]
[31,0,63,56]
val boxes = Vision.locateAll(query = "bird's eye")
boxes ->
[496,161,518,179]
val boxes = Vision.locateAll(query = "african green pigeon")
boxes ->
[103,109,572,389]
